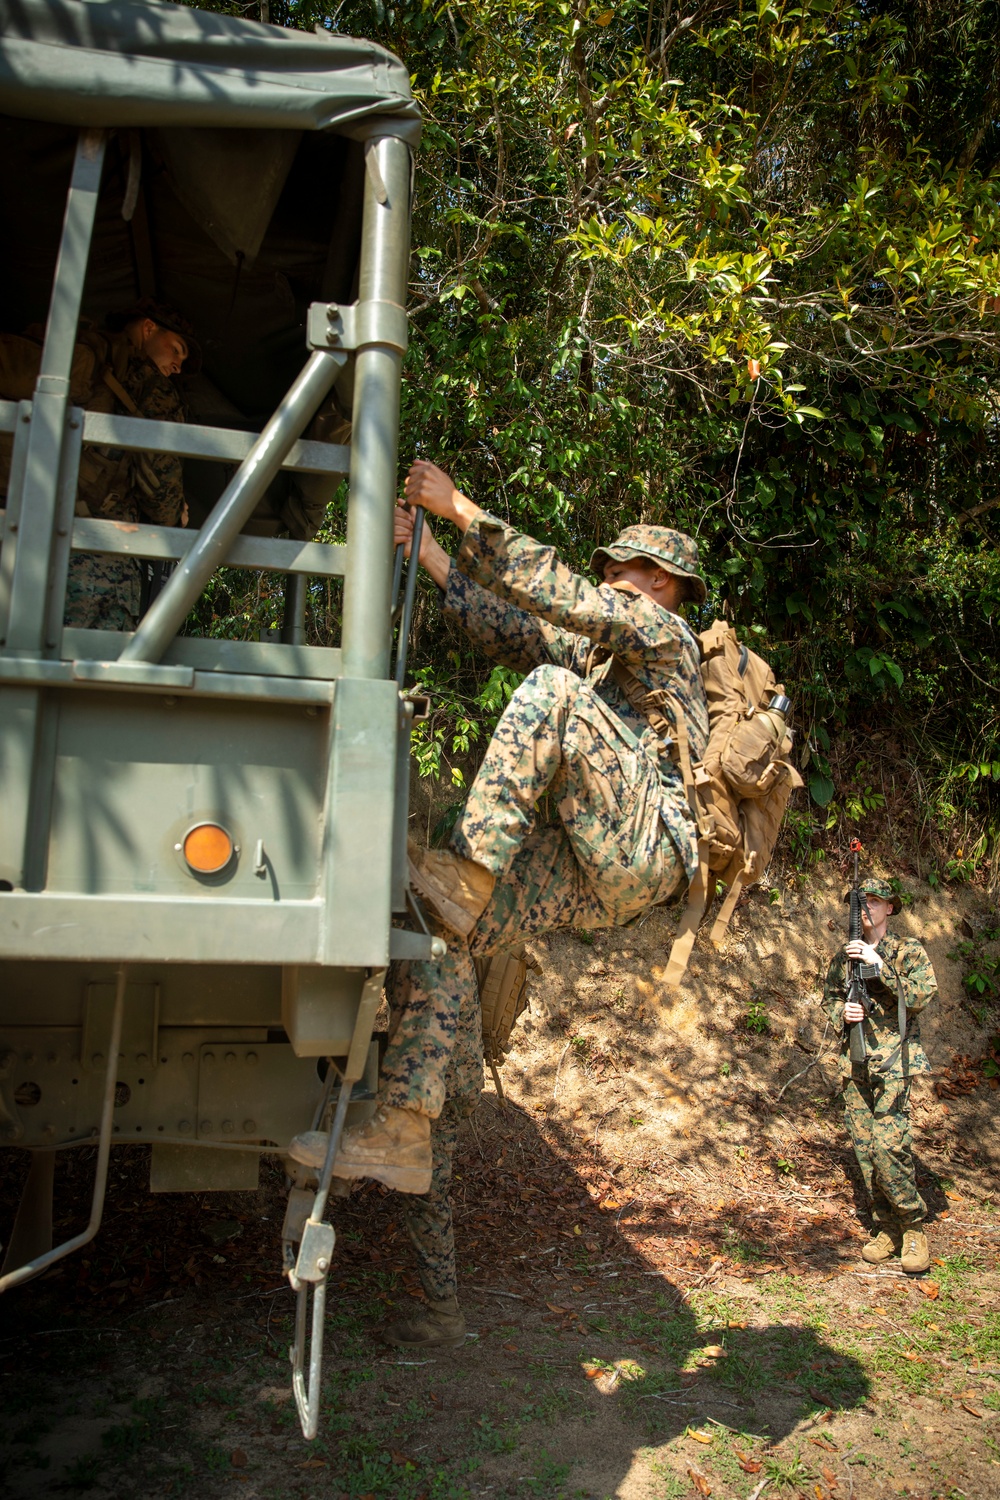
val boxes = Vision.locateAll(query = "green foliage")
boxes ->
[185,0,1000,845]
[742,999,770,1034]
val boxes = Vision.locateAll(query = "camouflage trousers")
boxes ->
[381,664,687,1118]
[386,961,483,1301]
[64,553,140,632]
[844,1066,926,1230]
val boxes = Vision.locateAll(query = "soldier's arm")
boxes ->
[821,951,847,1032]
[131,378,186,528]
[403,462,685,669]
[442,564,582,672]
[882,939,937,1016]
[456,514,685,669]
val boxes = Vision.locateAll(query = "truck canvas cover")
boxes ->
[0,0,420,456]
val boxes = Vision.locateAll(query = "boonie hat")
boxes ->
[590,525,707,605]
[842,874,898,911]
[107,298,202,372]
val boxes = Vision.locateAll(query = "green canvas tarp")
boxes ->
[0,0,420,142]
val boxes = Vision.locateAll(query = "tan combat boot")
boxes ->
[287,1104,432,1194]
[861,1228,901,1265]
[382,1297,466,1351]
[408,842,495,938]
[900,1227,930,1275]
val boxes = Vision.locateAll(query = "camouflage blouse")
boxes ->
[821,929,936,1080]
[441,512,710,877]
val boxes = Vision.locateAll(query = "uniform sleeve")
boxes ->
[442,561,585,673]
[131,376,186,527]
[882,939,937,1016]
[822,950,847,1031]
[455,513,684,670]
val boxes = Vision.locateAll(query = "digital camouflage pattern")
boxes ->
[589,524,707,604]
[842,1072,926,1229]
[380,512,704,1119]
[822,928,937,1231]
[444,512,709,878]
[0,322,186,631]
[65,328,186,631]
[822,930,936,1081]
[65,554,143,631]
[385,959,484,1301]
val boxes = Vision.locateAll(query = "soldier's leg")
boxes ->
[869,1078,926,1228]
[379,820,652,1120]
[403,1105,459,1303]
[452,664,684,914]
[64,554,140,632]
[843,1073,880,1210]
[382,957,483,1348]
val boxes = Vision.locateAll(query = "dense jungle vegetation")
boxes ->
[197,0,1000,881]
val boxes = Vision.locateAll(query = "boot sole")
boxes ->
[331,1159,432,1194]
[408,861,478,938]
[382,1332,466,1350]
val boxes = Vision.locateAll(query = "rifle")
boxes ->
[846,836,880,1064]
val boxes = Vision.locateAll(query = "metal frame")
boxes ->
[0,124,433,1438]
[0,967,126,1293]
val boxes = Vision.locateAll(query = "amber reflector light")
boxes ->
[183,823,233,874]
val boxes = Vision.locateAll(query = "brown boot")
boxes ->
[900,1227,930,1274]
[382,1296,466,1351]
[408,842,494,938]
[287,1104,432,1194]
[861,1228,901,1265]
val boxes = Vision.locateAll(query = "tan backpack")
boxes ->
[612,619,802,984]
[474,947,532,1099]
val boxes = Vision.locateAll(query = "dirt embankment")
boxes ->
[501,864,1000,1204]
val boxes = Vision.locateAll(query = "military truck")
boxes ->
[0,0,437,1437]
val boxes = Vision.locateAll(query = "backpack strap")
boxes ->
[102,368,142,416]
[608,658,719,987]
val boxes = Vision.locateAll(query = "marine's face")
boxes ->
[860,894,892,933]
[603,558,684,612]
[139,320,189,378]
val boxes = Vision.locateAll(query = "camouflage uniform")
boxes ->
[0,321,187,631]
[822,903,936,1232]
[381,513,710,1120]
[64,328,186,630]
[387,958,484,1301]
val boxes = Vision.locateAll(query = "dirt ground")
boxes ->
[2,863,999,1500]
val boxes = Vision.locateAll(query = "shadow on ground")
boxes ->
[0,1095,876,1500]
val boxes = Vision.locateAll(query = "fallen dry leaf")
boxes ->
[688,1428,712,1444]
[736,1450,762,1474]
[390,1450,416,1466]
[945,1190,962,1201]
[810,1436,838,1452]
[961,1402,983,1419]
[546,1302,570,1314]
[688,1466,712,1496]
[297,1458,327,1470]
[502,1341,518,1353]
[230,1451,248,1469]
[920,1281,940,1300]
[702,1344,727,1359]
[822,1465,837,1485]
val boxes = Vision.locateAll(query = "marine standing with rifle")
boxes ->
[821,866,937,1274]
